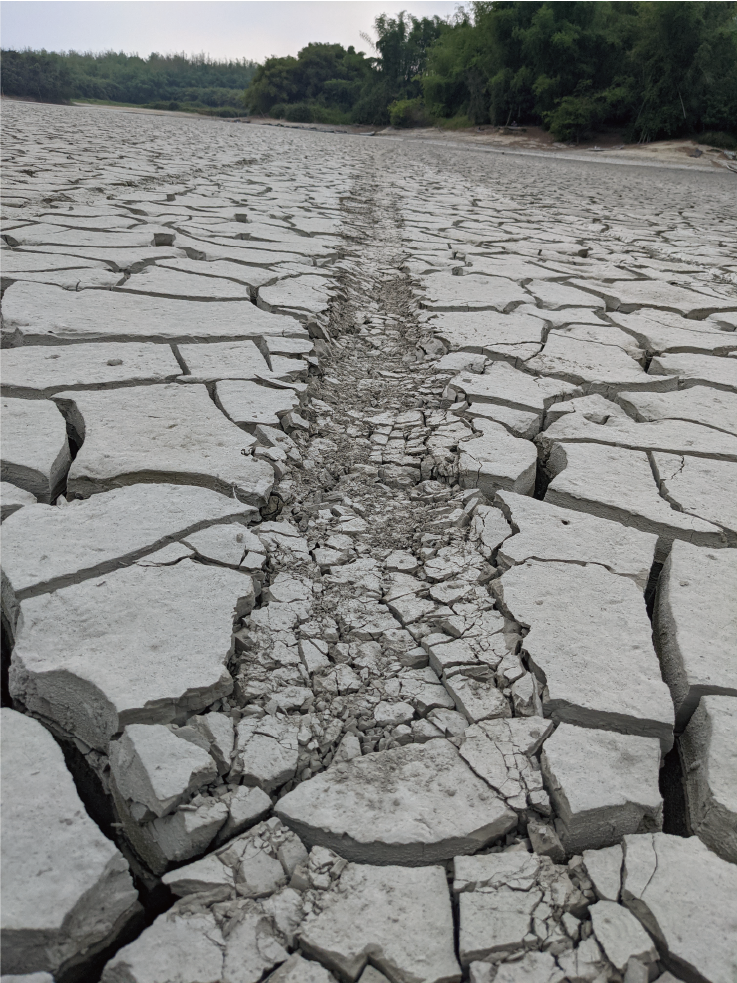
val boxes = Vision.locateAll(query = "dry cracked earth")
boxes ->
[1,100,736,983]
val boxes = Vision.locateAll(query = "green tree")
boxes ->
[373,11,448,97]
[1,49,74,102]
[245,43,370,114]
[1,48,258,110]
[624,2,737,141]
[246,12,449,125]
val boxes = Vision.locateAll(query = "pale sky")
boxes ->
[0,1,464,61]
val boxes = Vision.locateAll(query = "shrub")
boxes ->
[351,85,391,126]
[434,114,473,130]
[388,97,430,128]
[545,93,604,143]
[699,131,737,150]
[309,104,352,125]
[269,103,287,118]
[284,102,313,122]
[198,106,244,117]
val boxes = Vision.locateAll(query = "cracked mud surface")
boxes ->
[1,100,736,983]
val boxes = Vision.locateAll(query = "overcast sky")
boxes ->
[1,1,463,61]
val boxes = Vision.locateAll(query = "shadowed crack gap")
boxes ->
[50,737,175,983]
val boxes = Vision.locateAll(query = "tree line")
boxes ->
[2,3,736,143]
[246,1,737,143]
[0,49,258,115]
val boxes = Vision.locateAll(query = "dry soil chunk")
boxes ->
[451,851,585,966]
[680,696,737,863]
[590,900,657,972]
[299,863,460,983]
[125,798,228,875]
[1,397,70,502]
[160,852,235,899]
[2,280,304,344]
[622,832,737,983]
[9,559,253,750]
[458,716,552,805]
[276,739,516,864]
[53,383,274,505]
[582,844,623,902]
[610,310,737,357]
[183,522,255,568]
[230,716,299,793]
[1,251,112,273]
[0,974,55,983]
[649,353,737,394]
[541,724,663,852]
[269,954,337,983]
[569,279,737,318]
[1,709,140,976]
[452,361,577,416]
[527,279,607,310]
[496,490,657,589]
[0,342,180,397]
[540,411,737,460]
[100,909,224,983]
[117,265,253,300]
[215,379,300,430]
[497,561,674,748]
[216,786,272,843]
[618,386,737,437]
[490,952,565,983]
[431,310,545,352]
[651,452,737,542]
[0,483,253,630]
[158,256,280,291]
[109,723,217,818]
[0,481,36,521]
[257,274,331,318]
[545,441,724,558]
[654,542,737,728]
[466,401,541,439]
[176,339,271,382]
[527,334,654,391]
[459,419,537,497]
[453,856,543,965]
[555,321,643,357]
[445,674,511,723]
[420,273,527,312]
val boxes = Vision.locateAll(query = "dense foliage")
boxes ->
[3,3,736,140]
[1,49,257,113]
[424,1,737,141]
[246,2,737,141]
[245,12,448,125]
[1,49,74,102]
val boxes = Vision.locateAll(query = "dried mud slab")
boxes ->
[9,558,254,749]
[53,384,275,504]
[1,709,140,977]
[0,396,71,502]
[0,483,255,632]
[276,739,516,864]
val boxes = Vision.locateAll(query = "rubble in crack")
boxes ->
[120,826,460,983]
[2,98,736,982]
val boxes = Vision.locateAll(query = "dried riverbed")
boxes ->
[1,100,736,983]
